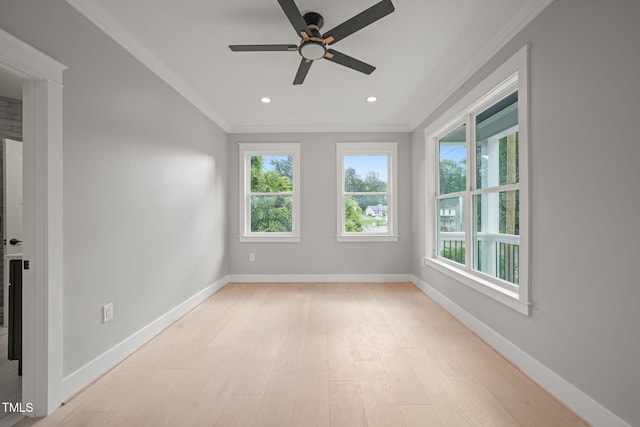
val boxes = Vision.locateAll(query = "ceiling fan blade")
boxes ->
[277,0,311,39]
[324,49,375,75]
[322,0,394,45]
[293,58,313,85]
[229,44,298,52]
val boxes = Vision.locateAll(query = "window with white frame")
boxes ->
[337,142,398,242]
[424,46,531,315]
[239,143,300,242]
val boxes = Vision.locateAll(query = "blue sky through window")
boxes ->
[260,155,291,172]
[440,145,466,164]
[344,155,388,183]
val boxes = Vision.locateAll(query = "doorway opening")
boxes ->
[0,26,65,418]
[0,68,24,423]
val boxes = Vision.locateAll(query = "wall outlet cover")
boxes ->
[102,303,114,323]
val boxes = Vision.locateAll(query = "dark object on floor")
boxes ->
[8,259,22,376]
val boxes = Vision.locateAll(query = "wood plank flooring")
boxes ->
[0,326,21,423]
[16,283,588,426]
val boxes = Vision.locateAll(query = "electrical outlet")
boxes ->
[249,253,255,262]
[102,303,114,323]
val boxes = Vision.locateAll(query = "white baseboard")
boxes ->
[229,273,413,283]
[61,275,231,401]
[410,275,631,427]
[58,273,628,427]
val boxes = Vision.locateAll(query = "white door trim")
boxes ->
[0,26,66,416]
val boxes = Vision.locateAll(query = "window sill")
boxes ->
[423,257,532,316]
[337,235,399,243]
[239,235,301,243]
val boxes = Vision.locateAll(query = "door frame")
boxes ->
[0,27,65,416]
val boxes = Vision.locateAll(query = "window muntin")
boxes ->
[337,143,398,242]
[249,155,294,233]
[434,91,520,290]
[343,155,389,234]
[437,123,468,264]
[431,89,524,296]
[473,190,519,285]
[470,92,520,287]
[239,143,300,242]
[424,46,530,315]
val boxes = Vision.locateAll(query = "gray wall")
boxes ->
[228,133,412,275]
[411,0,640,425]
[2,0,638,424]
[0,0,229,376]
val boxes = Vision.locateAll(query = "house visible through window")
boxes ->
[337,142,398,242]
[436,92,520,283]
[437,123,467,264]
[239,143,300,242]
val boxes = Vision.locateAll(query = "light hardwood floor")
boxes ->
[17,283,588,426]
[1,326,21,424]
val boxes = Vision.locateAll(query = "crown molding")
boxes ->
[65,0,231,132]
[408,0,555,131]
[228,123,412,134]
[65,0,554,136]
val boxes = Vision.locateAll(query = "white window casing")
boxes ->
[424,46,531,315]
[239,142,301,242]
[336,142,399,242]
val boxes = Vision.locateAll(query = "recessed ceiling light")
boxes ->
[366,96,378,103]
[260,97,272,104]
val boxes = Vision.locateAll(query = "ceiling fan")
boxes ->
[229,0,395,85]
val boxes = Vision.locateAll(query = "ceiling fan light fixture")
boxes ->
[260,97,272,104]
[366,96,378,103]
[299,41,326,60]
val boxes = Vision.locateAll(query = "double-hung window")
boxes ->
[425,47,530,314]
[336,142,398,242]
[239,143,301,242]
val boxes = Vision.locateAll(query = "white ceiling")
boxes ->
[67,0,553,133]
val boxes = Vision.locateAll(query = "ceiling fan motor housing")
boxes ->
[299,12,326,60]
[303,11,324,31]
